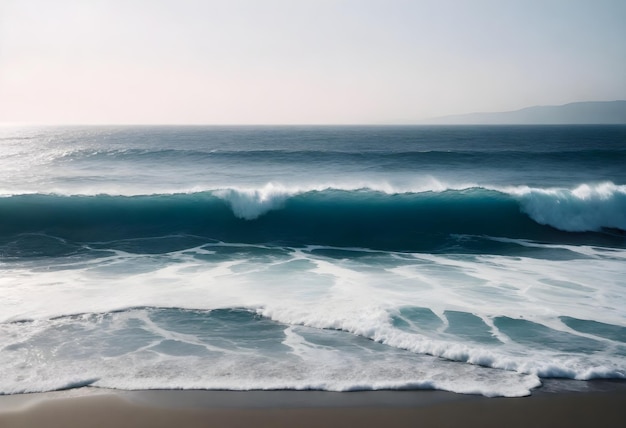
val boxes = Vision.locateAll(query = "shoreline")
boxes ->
[2,380,625,428]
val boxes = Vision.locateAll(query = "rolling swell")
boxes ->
[52,147,626,176]
[2,187,624,253]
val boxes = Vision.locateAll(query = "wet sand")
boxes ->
[1,383,625,428]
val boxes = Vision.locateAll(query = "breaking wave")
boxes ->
[1,183,624,252]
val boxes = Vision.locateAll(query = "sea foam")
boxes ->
[510,182,626,232]
[213,183,294,219]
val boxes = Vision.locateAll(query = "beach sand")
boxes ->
[1,381,625,428]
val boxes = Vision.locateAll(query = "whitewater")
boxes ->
[1,125,625,397]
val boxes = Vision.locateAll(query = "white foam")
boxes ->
[1,242,625,395]
[209,178,471,219]
[475,236,626,259]
[504,182,626,232]
[0,177,476,199]
[213,183,293,219]
[0,314,541,397]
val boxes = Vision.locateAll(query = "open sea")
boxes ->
[1,125,625,397]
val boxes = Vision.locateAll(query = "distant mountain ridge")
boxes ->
[423,100,626,125]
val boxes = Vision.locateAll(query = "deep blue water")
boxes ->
[1,125,625,396]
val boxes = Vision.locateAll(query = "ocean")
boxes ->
[1,125,625,397]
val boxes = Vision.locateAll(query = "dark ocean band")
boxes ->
[2,188,623,253]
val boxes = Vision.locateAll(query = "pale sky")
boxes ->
[1,0,625,124]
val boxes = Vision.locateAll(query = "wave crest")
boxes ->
[511,182,626,232]
[213,183,293,220]
[1,183,625,251]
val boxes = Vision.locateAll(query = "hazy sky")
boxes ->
[1,0,625,124]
